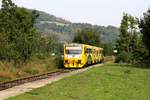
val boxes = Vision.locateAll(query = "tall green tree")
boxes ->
[116,13,141,63]
[138,8,150,56]
[73,28,101,47]
[116,13,138,53]
[0,0,17,60]
[116,13,129,53]
[0,0,40,62]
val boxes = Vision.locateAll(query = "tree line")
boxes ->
[73,8,150,65]
[1,0,149,66]
[116,9,150,65]
[0,0,62,64]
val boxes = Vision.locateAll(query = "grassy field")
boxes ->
[7,63,150,100]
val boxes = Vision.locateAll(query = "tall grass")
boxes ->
[0,55,62,83]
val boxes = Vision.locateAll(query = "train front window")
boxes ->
[66,50,82,54]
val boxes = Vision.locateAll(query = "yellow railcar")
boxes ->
[64,43,104,68]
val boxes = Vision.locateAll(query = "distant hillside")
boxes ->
[36,11,71,25]
[34,10,120,44]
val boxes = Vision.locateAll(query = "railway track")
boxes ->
[104,56,114,62]
[0,56,113,91]
[0,69,75,91]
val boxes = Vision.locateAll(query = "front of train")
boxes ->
[64,43,84,68]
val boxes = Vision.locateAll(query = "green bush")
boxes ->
[54,55,64,68]
[34,53,48,59]
[115,51,132,63]
[24,67,39,75]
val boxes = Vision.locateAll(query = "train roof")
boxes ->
[65,43,103,50]
[64,43,82,47]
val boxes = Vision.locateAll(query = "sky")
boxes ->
[0,0,150,27]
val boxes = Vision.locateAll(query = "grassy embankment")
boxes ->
[8,63,150,100]
[0,56,61,83]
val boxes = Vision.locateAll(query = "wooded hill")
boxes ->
[34,10,120,44]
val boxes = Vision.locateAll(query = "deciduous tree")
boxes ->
[138,8,150,56]
[0,0,40,62]
[73,28,101,47]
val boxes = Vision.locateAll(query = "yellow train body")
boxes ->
[64,43,104,68]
